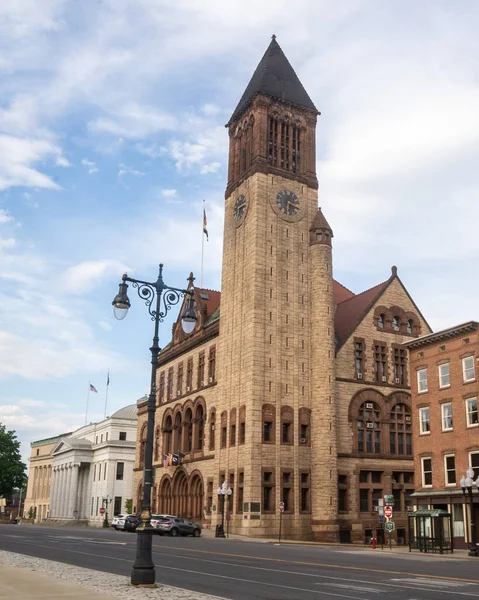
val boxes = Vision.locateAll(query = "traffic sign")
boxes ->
[378,515,385,523]
[384,494,394,506]
[279,502,285,513]
[100,507,105,515]
[385,522,395,532]
[384,506,393,519]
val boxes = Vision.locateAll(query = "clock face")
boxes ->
[233,195,247,222]
[276,190,300,216]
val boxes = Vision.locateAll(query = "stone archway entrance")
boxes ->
[158,476,172,515]
[189,473,204,522]
[171,470,188,517]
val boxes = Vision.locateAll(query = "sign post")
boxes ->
[385,521,395,550]
[278,502,284,544]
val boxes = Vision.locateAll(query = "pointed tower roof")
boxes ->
[310,207,333,233]
[227,36,318,126]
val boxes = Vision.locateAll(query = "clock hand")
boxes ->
[287,201,299,208]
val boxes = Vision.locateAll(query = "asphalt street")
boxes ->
[1,525,479,600]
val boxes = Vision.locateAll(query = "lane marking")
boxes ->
[150,543,479,584]
[152,550,479,598]
[0,543,361,600]
[319,583,381,593]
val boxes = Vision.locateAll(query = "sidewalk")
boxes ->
[0,565,116,600]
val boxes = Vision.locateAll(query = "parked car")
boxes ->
[154,517,201,537]
[150,514,176,531]
[124,514,141,532]
[111,514,128,530]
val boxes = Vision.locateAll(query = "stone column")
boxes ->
[50,467,58,517]
[68,463,80,519]
[64,464,72,518]
[59,465,66,517]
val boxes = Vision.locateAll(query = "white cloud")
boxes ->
[161,189,177,198]
[88,103,177,138]
[61,259,129,293]
[81,158,99,174]
[0,209,14,224]
[200,161,221,175]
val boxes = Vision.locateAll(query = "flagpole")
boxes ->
[200,199,205,289]
[85,382,91,426]
[104,370,110,419]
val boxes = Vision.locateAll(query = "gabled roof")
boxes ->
[333,280,355,304]
[227,36,318,126]
[335,279,390,350]
[198,288,221,319]
[52,437,92,455]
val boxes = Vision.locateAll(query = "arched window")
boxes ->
[195,404,204,451]
[357,401,381,454]
[163,415,172,455]
[139,425,147,467]
[389,403,412,455]
[407,319,413,334]
[174,412,182,453]
[378,314,385,329]
[184,408,193,453]
[230,408,237,446]
[298,407,311,445]
[281,406,294,444]
[154,426,161,461]
[262,404,276,444]
[209,410,216,450]
[392,315,400,331]
[220,411,228,448]
[239,405,246,445]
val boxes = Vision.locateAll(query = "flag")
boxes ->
[203,205,208,241]
[163,454,169,468]
[106,371,110,386]
[89,383,98,393]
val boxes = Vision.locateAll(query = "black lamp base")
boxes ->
[131,530,156,586]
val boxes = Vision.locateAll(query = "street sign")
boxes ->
[279,502,285,513]
[384,506,393,519]
[378,506,384,516]
[385,522,395,532]
[100,507,105,515]
[378,515,385,523]
[384,494,394,506]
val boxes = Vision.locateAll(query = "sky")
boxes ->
[1,0,478,466]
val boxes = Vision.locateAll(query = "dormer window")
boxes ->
[392,316,400,331]
[407,319,413,334]
[378,314,385,329]
[316,232,322,241]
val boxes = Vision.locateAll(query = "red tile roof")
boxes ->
[199,288,221,319]
[333,280,355,304]
[334,279,390,349]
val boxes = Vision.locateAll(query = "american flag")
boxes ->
[163,454,169,468]
[89,383,98,393]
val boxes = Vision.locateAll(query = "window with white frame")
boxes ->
[470,452,479,480]
[438,363,450,388]
[419,407,430,434]
[466,398,478,427]
[444,454,456,486]
[463,356,475,382]
[421,457,433,487]
[441,403,453,431]
[417,368,428,393]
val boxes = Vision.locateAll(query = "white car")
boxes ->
[150,514,176,532]
[111,514,128,530]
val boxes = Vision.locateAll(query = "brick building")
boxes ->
[133,37,431,542]
[403,321,479,549]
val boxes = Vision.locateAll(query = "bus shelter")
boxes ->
[408,509,453,554]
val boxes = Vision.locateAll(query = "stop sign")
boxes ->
[384,506,393,519]
[100,507,105,515]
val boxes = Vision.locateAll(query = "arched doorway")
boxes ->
[158,476,172,515]
[172,470,188,517]
[189,472,204,522]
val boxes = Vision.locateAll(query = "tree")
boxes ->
[124,498,133,514]
[0,424,26,499]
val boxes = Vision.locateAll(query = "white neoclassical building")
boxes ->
[49,402,140,525]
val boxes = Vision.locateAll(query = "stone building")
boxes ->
[25,402,139,525]
[24,432,70,521]
[134,37,431,542]
[404,321,479,549]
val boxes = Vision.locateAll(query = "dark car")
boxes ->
[124,514,141,532]
[154,517,201,537]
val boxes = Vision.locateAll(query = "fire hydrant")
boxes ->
[371,535,377,549]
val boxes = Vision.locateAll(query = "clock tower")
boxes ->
[218,36,337,540]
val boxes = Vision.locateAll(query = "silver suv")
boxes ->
[155,517,201,537]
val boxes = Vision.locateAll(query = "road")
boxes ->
[1,525,479,599]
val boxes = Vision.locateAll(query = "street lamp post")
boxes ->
[215,481,232,538]
[102,494,111,528]
[112,264,197,586]
[460,467,478,557]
